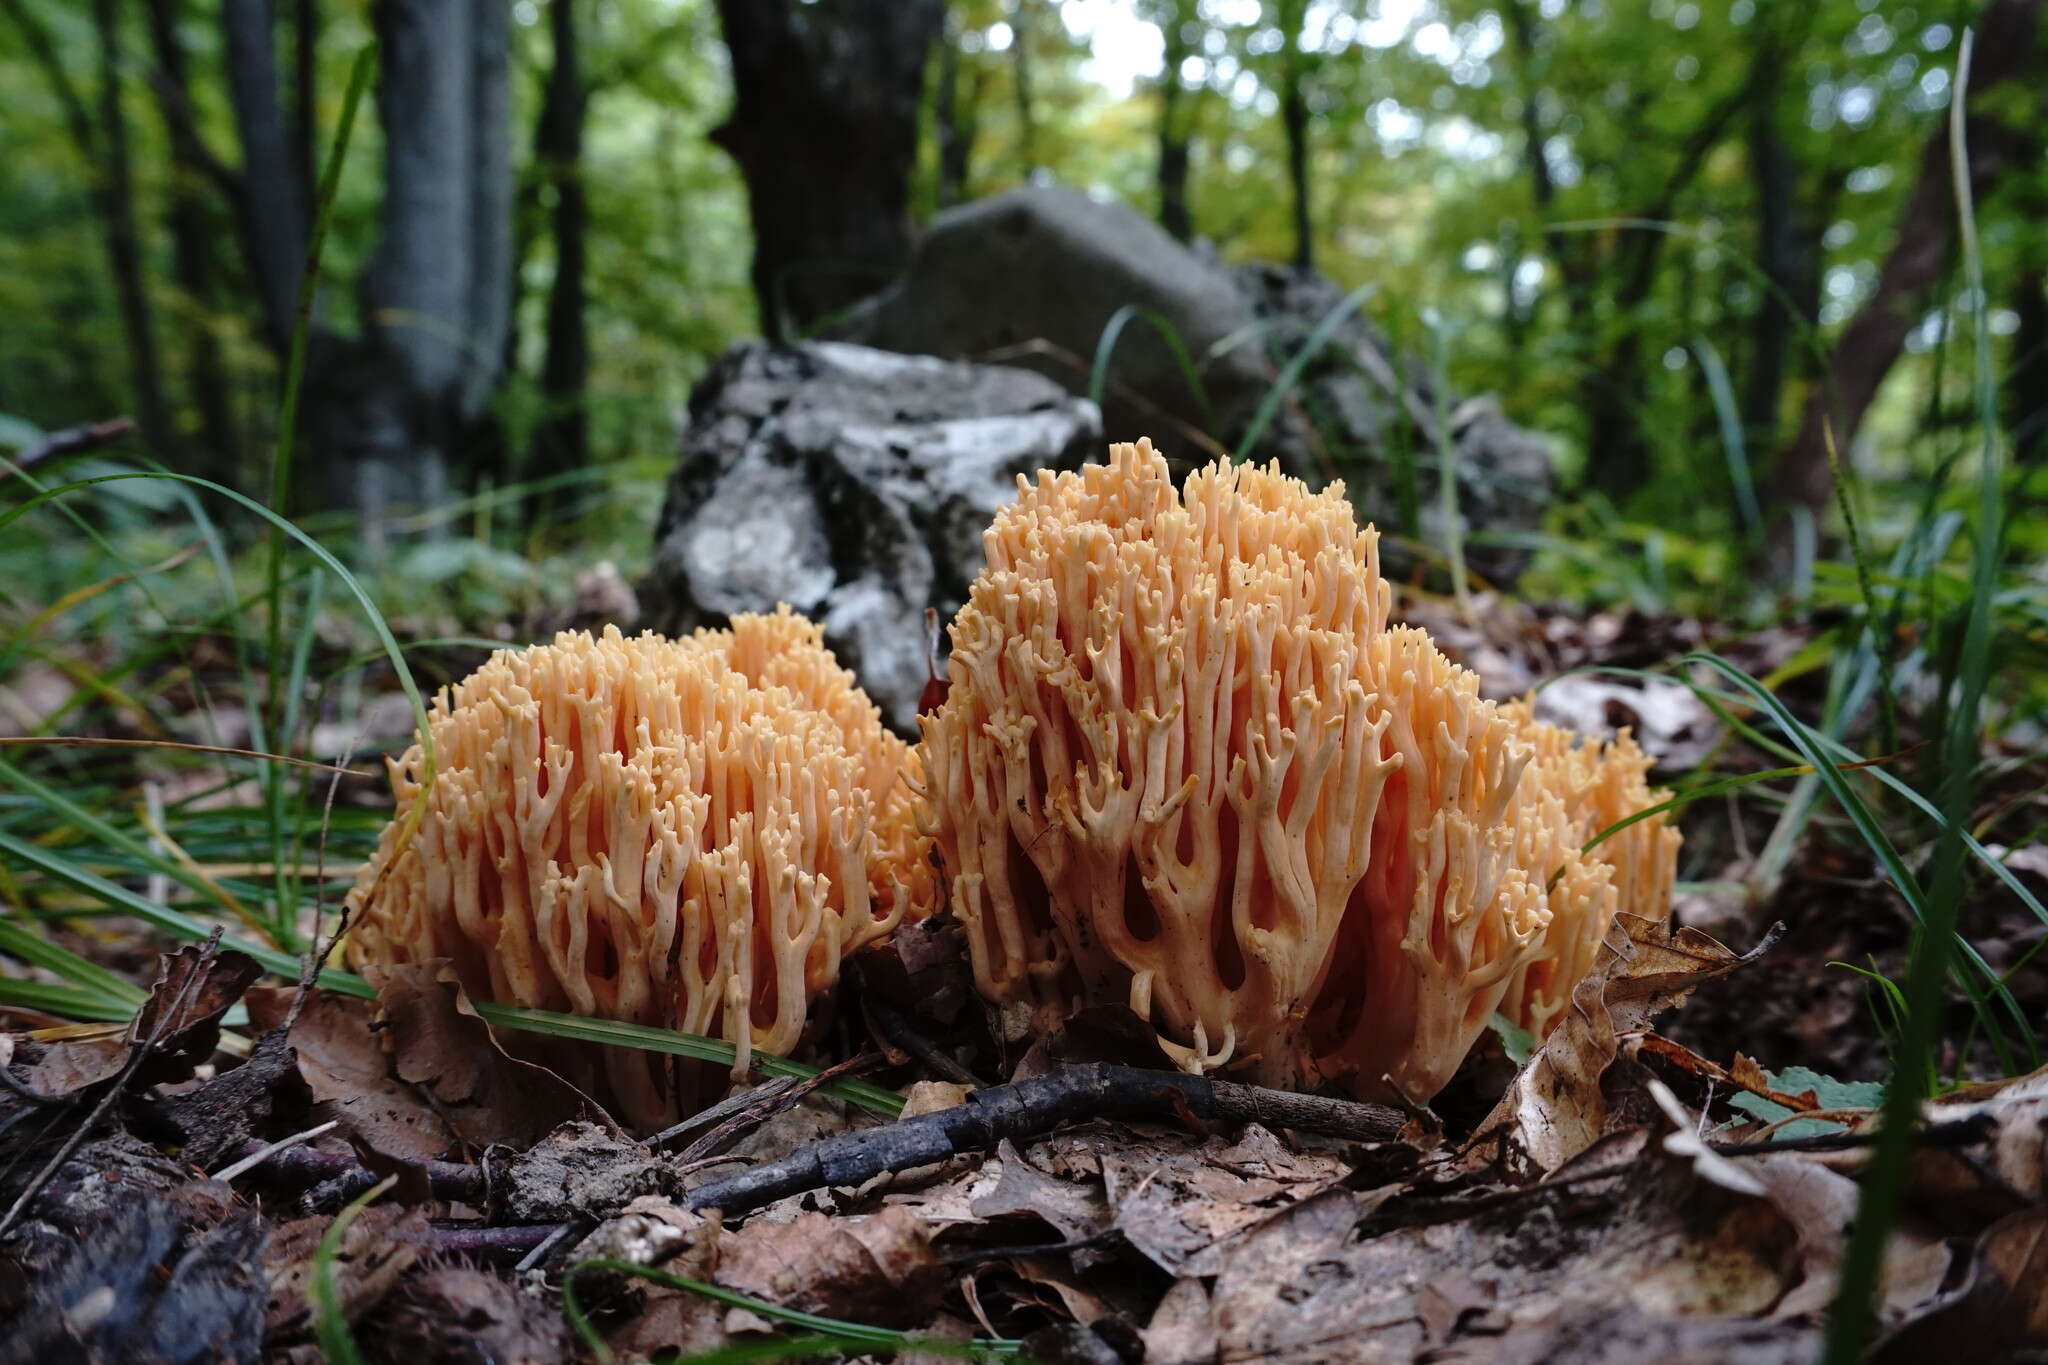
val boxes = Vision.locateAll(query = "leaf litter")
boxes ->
[3,904,2045,1363]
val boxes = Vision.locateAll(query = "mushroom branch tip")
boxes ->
[343,611,931,1129]
[916,438,1680,1102]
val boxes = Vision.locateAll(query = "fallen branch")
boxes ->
[682,1063,1404,1219]
[1706,1112,1994,1157]
[3,416,136,479]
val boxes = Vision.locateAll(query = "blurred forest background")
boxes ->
[1,0,2042,607]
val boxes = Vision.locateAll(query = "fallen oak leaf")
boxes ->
[1634,1035,1829,1115]
[365,960,619,1149]
[1463,917,1779,1176]
[248,985,454,1168]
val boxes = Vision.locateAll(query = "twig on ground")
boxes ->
[674,1050,886,1165]
[866,998,984,1088]
[1706,1112,1993,1157]
[228,1140,491,1204]
[681,1063,1404,1220]
[3,416,136,479]
[648,1075,799,1151]
[0,929,222,1241]
[212,1119,341,1182]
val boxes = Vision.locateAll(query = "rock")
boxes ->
[832,185,1552,581]
[642,341,1101,729]
[832,185,1267,471]
[1232,264,1552,584]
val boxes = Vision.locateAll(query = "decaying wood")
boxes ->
[681,1063,1405,1220]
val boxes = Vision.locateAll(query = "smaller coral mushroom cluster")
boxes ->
[343,610,928,1128]
[917,439,1678,1102]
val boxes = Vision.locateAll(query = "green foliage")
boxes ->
[1725,1065,1885,1141]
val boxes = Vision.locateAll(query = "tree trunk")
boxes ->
[1010,0,1039,179]
[1155,0,1194,241]
[291,0,319,219]
[1773,0,2043,534]
[712,0,944,342]
[2005,265,2047,464]
[143,0,240,481]
[1277,0,1312,272]
[1579,62,1766,499]
[221,0,307,350]
[311,0,510,529]
[6,0,185,454]
[933,10,980,209]
[530,0,590,487]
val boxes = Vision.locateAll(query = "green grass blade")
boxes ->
[1827,31,2009,1360]
[0,915,147,1007]
[562,1258,1021,1364]
[1089,303,1217,434]
[1690,334,1759,538]
[1237,281,1377,465]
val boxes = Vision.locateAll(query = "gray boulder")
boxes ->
[833,185,1552,581]
[642,341,1101,730]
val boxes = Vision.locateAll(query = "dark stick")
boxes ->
[682,1063,1403,1219]
[1706,1112,1993,1157]
[228,1140,488,1204]
[647,1074,799,1151]
[0,930,221,1240]
[674,1050,885,1165]
[4,416,136,479]
[866,998,983,1088]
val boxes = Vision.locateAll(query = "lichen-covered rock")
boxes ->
[642,341,1101,730]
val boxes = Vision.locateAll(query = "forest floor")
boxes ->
[2,591,2046,1364]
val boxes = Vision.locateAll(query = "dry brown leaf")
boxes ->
[901,1080,973,1117]
[1466,915,1761,1175]
[714,1205,942,1327]
[1012,1256,1113,1325]
[1874,1208,2048,1361]
[1744,1155,1949,1322]
[363,1265,572,1365]
[1098,1123,1347,1276]
[262,1205,428,1344]
[1142,1278,1218,1365]
[1199,1149,1819,1364]
[365,961,616,1149]
[968,1139,1113,1248]
[252,986,455,1166]
[28,944,260,1095]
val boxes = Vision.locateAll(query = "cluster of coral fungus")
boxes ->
[917,440,1677,1101]
[346,439,1677,1122]
[343,608,928,1128]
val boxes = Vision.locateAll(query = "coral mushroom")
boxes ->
[917,439,1678,1101]
[344,609,928,1128]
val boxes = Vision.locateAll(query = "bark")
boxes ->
[1010,0,1039,178]
[530,0,591,483]
[1155,0,1195,241]
[933,9,982,208]
[1774,0,2044,531]
[332,0,512,522]
[712,0,944,342]
[91,0,175,458]
[220,0,306,350]
[2009,265,2048,464]
[143,0,240,480]
[2,0,175,454]
[1580,63,1768,499]
[1277,0,1312,272]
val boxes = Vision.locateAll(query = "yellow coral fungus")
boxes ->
[917,439,1677,1101]
[344,609,928,1128]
